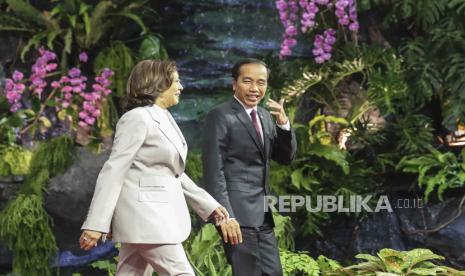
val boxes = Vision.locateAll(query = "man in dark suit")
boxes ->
[202,58,297,276]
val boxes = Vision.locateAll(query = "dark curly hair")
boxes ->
[121,60,177,112]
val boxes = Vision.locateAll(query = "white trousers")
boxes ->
[116,243,195,276]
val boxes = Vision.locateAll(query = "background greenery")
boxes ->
[2,0,465,275]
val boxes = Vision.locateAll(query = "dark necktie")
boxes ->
[250,109,262,144]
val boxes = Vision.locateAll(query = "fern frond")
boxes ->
[6,0,49,27]
[0,12,35,32]
[399,39,441,105]
[329,58,365,88]
[94,41,134,97]
[85,0,112,48]
[448,0,465,15]
[442,53,465,131]
[393,114,434,155]
[393,0,446,29]
[430,18,465,52]
[281,70,323,99]
[280,250,320,276]
[20,31,48,61]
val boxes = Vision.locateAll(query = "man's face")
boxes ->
[233,63,268,108]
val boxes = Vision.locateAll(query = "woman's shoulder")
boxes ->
[118,107,150,125]
[123,106,149,117]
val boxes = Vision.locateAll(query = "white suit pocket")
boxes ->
[138,174,171,203]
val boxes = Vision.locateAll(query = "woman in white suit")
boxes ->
[79,60,228,275]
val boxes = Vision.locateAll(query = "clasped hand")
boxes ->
[218,219,243,245]
[209,206,242,245]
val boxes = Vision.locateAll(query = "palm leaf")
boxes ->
[282,70,323,99]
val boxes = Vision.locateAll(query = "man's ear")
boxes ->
[232,79,237,91]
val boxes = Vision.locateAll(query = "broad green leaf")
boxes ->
[308,143,350,174]
[139,35,168,60]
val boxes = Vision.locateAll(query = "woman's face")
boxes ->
[157,71,183,109]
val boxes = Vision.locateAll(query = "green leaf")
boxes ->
[45,100,58,107]
[308,143,350,174]
[46,29,62,49]
[6,0,48,27]
[20,32,48,61]
[139,35,168,60]
[63,28,72,54]
[94,41,134,97]
[0,12,35,32]
[85,1,112,48]
[79,2,91,35]
[449,0,465,14]
[110,11,148,34]
[8,113,23,127]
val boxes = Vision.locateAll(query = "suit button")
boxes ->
[175,174,179,178]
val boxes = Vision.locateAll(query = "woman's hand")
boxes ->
[79,230,103,250]
[209,206,229,226]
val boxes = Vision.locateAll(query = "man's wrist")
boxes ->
[277,119,291,131]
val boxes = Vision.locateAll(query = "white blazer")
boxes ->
[81,105,220,243]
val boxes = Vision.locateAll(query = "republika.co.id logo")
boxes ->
[264,195,423,213]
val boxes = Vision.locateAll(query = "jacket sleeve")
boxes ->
[271,115,297,165]
[180,173,220,221]
[201,109,236,219]
[81,110,147,233]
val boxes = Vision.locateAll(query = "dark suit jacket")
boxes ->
[202,98,297,227]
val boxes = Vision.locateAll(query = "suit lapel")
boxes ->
[166,111,188,162]
[144,106,187,165]
[230,99,265,158]
[258,107,271,159]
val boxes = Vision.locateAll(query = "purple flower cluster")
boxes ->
[4,71,26,112]
[2,47,114,140]
[29,47,58,97]
[276,0,299,58]
[53,68,88,109]
[313,28,336,63]
[78,68,113,128]
[275,0,359,62]
[51,52,89,109]
[335,0,358,31]
[299,0,318,33]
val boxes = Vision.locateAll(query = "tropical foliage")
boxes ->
[0,0,149,63]
[265,0,465,240]
[0,136,74,275]
[397,148,465,201]
[0,0,167,131]
[0,1,167,275]
[2,0,465,274]
[335,248,465,276]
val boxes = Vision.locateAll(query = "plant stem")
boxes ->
[19,88,59,135]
